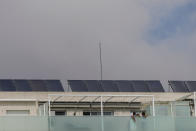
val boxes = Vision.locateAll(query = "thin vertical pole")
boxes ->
[44,103,46,116]
[194,92,196,117]
[48,97,51,131]
[49,98,51,116]
[35,100,39,116]
[99,42,103,80]
[152,96,155,116]
[152,96,155,131]
[101,96,104,131]
[170,102,173,117]
[101,96,103,116]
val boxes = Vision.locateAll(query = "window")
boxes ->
[83,111,113,116]
[83,112,90,116]
[6,110,30,116]
[55,111,66,116]
[91,112,100,116]
[103,112,113,116]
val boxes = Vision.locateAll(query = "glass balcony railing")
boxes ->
[0,116,196,131]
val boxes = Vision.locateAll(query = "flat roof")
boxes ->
[0,92,193,102]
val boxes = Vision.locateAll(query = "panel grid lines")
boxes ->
[68,80,164,92]
[0,80,64,92]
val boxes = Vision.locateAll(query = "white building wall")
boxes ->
[114,110,131,116]
[0,101,37,116]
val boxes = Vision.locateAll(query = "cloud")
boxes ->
[146,0,196,42]
[0,0,196,90]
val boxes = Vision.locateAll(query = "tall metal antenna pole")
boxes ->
[99,42,103,80]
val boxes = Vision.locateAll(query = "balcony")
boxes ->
[0,116,196,131]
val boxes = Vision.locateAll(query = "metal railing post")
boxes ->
[44,103,46,116]
[152,96,155,116]
[170,102,173,117]
[48,97,51,116]
[101,96,104,131]
[101,96,103,116]
[194,92,196,117]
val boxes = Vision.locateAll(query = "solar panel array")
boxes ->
[146,81,165,92]
[2,79,196,92]
[186,81,196,92]
[0,80,64,92]
[169,81,196,92]
[85,80,103,92]
[68,80,164,92]
[115,81,134,92]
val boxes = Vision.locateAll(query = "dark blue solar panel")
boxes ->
[13,80,32,91]
[115,81,134,92]
[44,80,64,92]
[0,80,16,91]
[83,80,103,92]
[131,81,150,92]
[68,80,88,92]
[28,80,47,91]
[99,80,119,92]
[146,81,164,92]
[185,81,196,92]
[169,81,189,92]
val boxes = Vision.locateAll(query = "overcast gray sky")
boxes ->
[0,0,196,89]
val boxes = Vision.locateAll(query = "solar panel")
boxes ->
[83,80,103,92]
[146,81,164,92]
[28,80,47,91]
[131,81,150,92]
[13,80,32,91]
[169,81,189,92]
[68,80,88,92]
[99,80,119,92]
[44,80,64,92]
[115,81,135,92]
[185,81,196,92]
[0,80,16,91]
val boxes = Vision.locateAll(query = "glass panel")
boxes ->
[50,116,102,131]
[145,105,171,116]
[173,101,191,117]
[0,117,48,131]
[175,117,196,131]
[0,116,195,131]
[103,117,130,131]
